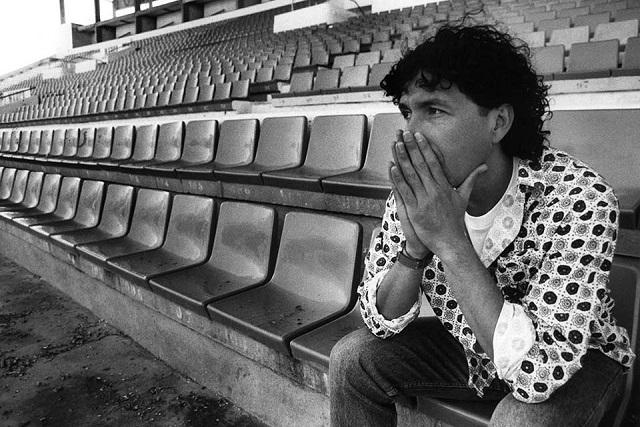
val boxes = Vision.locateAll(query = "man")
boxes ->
[329,24,635,426]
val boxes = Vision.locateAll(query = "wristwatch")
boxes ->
[397,241,433,270]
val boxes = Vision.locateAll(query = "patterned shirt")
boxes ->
[359,148,636,403]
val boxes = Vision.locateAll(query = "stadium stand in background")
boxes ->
[0,0,638,425]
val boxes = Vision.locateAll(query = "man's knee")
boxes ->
[329,328,374,379]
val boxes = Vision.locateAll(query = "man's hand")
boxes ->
[390,130,487,258]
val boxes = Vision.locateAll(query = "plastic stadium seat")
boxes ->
[256,66,274,83]
[613,36,640,75]
[37,130,53,157]
[509,22,534,35]
[8,130,20,153]
[30,180,104,237]
[616,7,640,22]
[106,194,214,288]
[179,119,258,179]
[79,127,112,167]
[231,79,250,99]
[23,130,42,160]
[149,201,276,314]
[262,115,366,191]
[593,0,629,15]
[355,51,381,67]
[594,19,639,45]
[340,65,369,89]
[0,173,58,220]
[0,131,10,152]
[574,12,611,35]
[538,17,571,40]
[14,176,81,228]
[565,39,619,78]
[333,54,356,69]
[198,84,215,102]
[98,125,134,168]
[0,171,43,213]
[549,26,590,50]
[289,71,314,93]
[48,129,66,158]
[76,189,170,264]
[518,31,546,47]
[343,39,360,53]
[118,124,158,169]
[381,48,402,63]
[322,113,404,198]
[0,169,29,208]
[214,82,232,101]
[51,184,134,249]
[183,87,199,104]
[157,90,171,107]
[531,45,565,76]
[312,50,329,67]
[0,168,17,200]
[273,64,292,81]
[124,122,183,171]
[368,62,393,89]
[214,116,307,184]
[546,109,640,228]
[240,69,256,83]
[313,69,340,91]
[145,93,158,108]
[558,6,590,19]
[207,211,361,355]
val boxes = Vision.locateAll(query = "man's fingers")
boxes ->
[394,140,427,199]
[402,131,436,190]
[415,133,450,188]
[389,163,417,207]
[457,163,488,202]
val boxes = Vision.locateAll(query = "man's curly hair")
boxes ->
[381,23,551,162]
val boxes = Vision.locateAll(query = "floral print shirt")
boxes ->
[358,148,636,403]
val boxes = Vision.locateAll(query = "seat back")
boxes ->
[270,212,360,308]
[290,72,314,93]
[254,116,307,169]
[50,129,66,156]
[314,69,340,91]
[9,130,20,152]
[231,79,250,99]
[183,87,198,104]
[568,40,619,72]
[549,25,589,50]
[155,121,183,162]
[333,54,356,69]
[510,22,535,35]
[52,177,81,218]
[0,168,17,199]
[274,64,292,81]
[9,169,30,203]
[622,36,640,69]
[77,128,96,159]
[363,113,405,178]
[127,189,171,247]
[214,119,258,167]
[369,62,393,88]
[62,128,79,157]
[382,48,402,63]
[198,84,215,102]
[574,12,611,35]
[532,45,565,74]
[162,194,214,262]
[27,130,42,155]
[182,120,217,163]
[92,127,113,160]
[538,17,571,40]
[303,115,366,173]
[37,130,53,156]
[518,31,546,47]
[616,7,640,22]
[340,65,369,88]
[21,172,44,208]
[131,124,158,162]
[111,125,134,161]
[594,18,639,44]
[34,174,62,212]
[558,6,589,19]
[0,131,10,152]
[17,130,30,154]
[213,82,231,101]
[208,201,275,282]
[74,180,105,226]
[355,51,381,67]
[97,184,134,236]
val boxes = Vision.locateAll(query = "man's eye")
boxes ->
[400,109,411,120]
[427,107,444,115]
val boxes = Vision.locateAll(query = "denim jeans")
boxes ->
[329,317,625,427]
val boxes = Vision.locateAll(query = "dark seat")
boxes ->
[106,194,214,288]
[546,109,640,228]
[98,125,134,169]
[30,180,104,237]
[149,201,276,315]
[178,119,258,179]
[76,189,170,264]
[322,113,404,198]
[0,174,61,220]
[214,116,307,184]
[51,184,134,249]
[118,124,159,170]
[14,176,81,228]
[207,211,361,355]
[146,120,217,174]
[262,115,366,191]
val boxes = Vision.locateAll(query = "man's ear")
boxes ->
[490,104,514,144]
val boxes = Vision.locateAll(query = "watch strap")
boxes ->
[397,241,433,270]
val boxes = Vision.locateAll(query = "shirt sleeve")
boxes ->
[358,192,422,338]
[507,182,620,403]
[493,301,536,381]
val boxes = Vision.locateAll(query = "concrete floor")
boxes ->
[0,254,268,427]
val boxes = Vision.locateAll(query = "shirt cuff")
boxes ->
[363,269,421,334]
[492,301,536,381]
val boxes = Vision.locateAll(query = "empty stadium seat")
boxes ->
[289,71,314,93]
[0,171,43,213]
[355,51,381,67]
[368,62,393,89]
[36,130,53,158]
[51,184,134,249]
[106,194,214,288]
[207,211,361,355]
[76,189,170,263]
[594,18,639,45]
[549,26,589,50]
[262,115,366,191]
[566,39,619,78]
[98,125,134,168]
[333,54,356,69]
[0,169,29,208]
[518,31,546,47]
[613,35,640,75]
[532,45,565,76]
[149,201,276,314]
[126,122,184,171]
[118,124,158,169]
[322,112,404,198]
[0,168,17,200]
[178,119,258,179]
[79,127,112,167]
[214,116,307,184]
[0,173,60,220]
[30,180,104,237]
[340,65,369,89]
[313,68,340,92]
[574,12,611,35]
[14,176,81,228]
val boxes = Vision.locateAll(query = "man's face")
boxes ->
[398,74,497,187]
